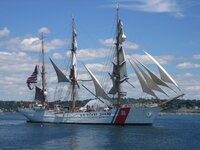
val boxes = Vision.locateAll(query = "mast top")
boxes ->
[116,3,119,23]
[72,14,74,29]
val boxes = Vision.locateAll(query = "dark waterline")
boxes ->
[0,112,200,150]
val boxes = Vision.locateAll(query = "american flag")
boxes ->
[26,65,38,90]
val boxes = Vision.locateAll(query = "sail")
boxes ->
[130,61,157,98]
[69,17,78,82]
[35,86,45,102]
[84,65,111,100]
[135,59,176,93]
[118,19,126,44]
[49,58,69,82]
[109,39,128,94]
[109,19,128,94]
[119,47,128,78]
[134,61,169,97]
[70,52,77,80]
[108,74,117,94]
[70,16,79,112]
[144,51,178,87]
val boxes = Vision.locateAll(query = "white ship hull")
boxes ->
[19,106,161,125]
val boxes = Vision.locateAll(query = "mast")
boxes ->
[116,5,121,106]
[70,16,78,112]
[41,33,47,104]
[109,4,127,107]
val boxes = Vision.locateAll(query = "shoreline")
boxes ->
[160,112,200,115]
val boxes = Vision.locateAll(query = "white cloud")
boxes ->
[0,51,39,100]
[124,41,140,50]
[21,37,66,52]
[20,37,40,51]
[86,63,109,72]
[0,36,66,52]
[99,38,140,50]
[38,27,50,34]
[185,86,200,92]
[118,0,184,18]
[176,62,200,69]
[72,48,110,60]
[129,53,175,65]
[52,52,64,59]
[0,27,10,38]
[0,51,37,73]
[173,72,200,99]
[183,73,193,78]
[0,37,21,51]
[155,55,176,64]
[193,54,200,59]
[99,38,114,47]
[45,39,66,52]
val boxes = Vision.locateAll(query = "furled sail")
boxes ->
[84,65,111,100]
[109,20,128,95]
[134,61,169,97]
[70,51,77,80]
[118,19,126,44]
[144,51,178,88]
[130,61,157,98]
[70,16,79,112]
[35,86,45,102]
[69,20,78,82]
[108,73,117,94]
[49,58,69,82]
[136,59,176,93]
[119,47,128,78]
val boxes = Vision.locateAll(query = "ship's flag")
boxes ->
[26,65,38,90]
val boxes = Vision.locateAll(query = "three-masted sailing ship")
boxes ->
[19,7,184,125]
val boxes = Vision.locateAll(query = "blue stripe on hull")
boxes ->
[111,108,119,124]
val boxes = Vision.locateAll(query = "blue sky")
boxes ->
[0,0,200,101]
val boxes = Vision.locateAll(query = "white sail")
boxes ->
[144,51,178,87]
[73,30,78,50]
[118,19,126,44]
[119,47,128,78]
[69,18,78,83]
[130,61,157,98]
[49,58,69,83]
[84,65,111,100]
[109,47,128,94]
[71,52,77,80]
[134,61,169,97]
[136,59,176,93]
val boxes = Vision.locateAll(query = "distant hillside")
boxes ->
[0,99,200,113]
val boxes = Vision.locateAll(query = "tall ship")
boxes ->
[19,7,184,125]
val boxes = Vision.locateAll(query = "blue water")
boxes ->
[0,113,200,150]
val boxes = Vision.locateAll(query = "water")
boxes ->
[0,113,200,150]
